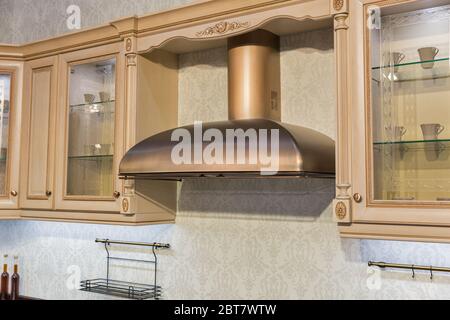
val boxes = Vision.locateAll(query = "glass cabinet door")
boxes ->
[66,58,116,199]
[369,2,450,203]
[0,72,11,198]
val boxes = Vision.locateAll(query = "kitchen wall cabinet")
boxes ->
[18,44,177,224]
[118,50,178,222]
[18,44,128,223]
[0,60,23,216]
[334,0,450,242]
[54,44,124,213]
[0,0,346,226]
[7,0,450,233]
[20,56,58,210]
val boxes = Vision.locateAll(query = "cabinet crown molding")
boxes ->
[195,21,250,38]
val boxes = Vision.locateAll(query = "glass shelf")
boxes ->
[70,100,115,108]
[68,155,113,160]
[374,138,450,146]
[70,101,115,115]
[372,58,450,82]
[374,139,450,151]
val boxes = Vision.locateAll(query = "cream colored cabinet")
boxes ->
[19,43,177,224]
[54,43,125,213]
[20,56,58,210]
[335,0,450,242]
[0,61,23,216]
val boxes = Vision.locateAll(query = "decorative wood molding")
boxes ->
[335,201,347,220]
[110,16,138,38]
[124,36,137,56]
[334,13,349,31]
[126,54,137,67]
[339,222,450,243]
[333,0,344,11]
[0,0,330,61]
[196,21,250,38]
[126,38,133,52]
[122,198,130,213]
[136,0,300,36]
[333,11,352,222]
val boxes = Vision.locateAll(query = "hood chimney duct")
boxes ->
[227,29,281,121]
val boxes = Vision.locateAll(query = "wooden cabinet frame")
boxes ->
[335,0,450,242]
[5,0,449,232]
[0,0,342,225]
[55,43,125,212]
[0,61,23,213]
[20,56,58,210]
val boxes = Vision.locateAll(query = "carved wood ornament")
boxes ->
[122,198,130,213]
[334,0,344,11]
[127,54,137,67]
[126,38,133,52]
[335,201,347,220]
[196,21,250,38]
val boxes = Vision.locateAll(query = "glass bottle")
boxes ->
[10,256,19,300]
[0,254,9,300]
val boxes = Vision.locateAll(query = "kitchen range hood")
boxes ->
[120,30,335,180]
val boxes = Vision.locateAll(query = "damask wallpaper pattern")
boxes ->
[0,0,14,44]
[1,1,450,300]
[0,0,195,44]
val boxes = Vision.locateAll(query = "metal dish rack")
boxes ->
[80,239,170,300]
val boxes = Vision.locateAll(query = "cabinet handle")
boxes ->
[46,191,52,197]
[353,193,363,203]
[114,191,121,199]
[10,190,18,197]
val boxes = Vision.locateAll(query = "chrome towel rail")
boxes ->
[369,261,450,279]
[95,238,170,249]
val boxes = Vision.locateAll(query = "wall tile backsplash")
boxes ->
[2,1,450,300]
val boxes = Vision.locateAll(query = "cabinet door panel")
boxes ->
[20,56,57,209]
[0,72,12,197]
[350,0,450,226]
[28,69,51,197]
[55,44,124,212]
[0,62,23,210]
[66,57,116,198]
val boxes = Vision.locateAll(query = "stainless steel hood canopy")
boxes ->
[119,30,335,180]
[119,119,335,180]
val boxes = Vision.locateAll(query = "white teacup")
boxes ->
[383,52,405,72]
[421,124,445,141]
[84,93,96,104]
[424,142,445,162]
[385,125,407,141]
[99,91,111,102]
[418,47,439,69]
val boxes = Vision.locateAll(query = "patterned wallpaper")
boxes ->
[1,1,450,300]
[0,0,195,44]
[0,0,14,44]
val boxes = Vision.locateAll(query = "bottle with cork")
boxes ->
[0,254,9,300]
[10,256,20,300]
